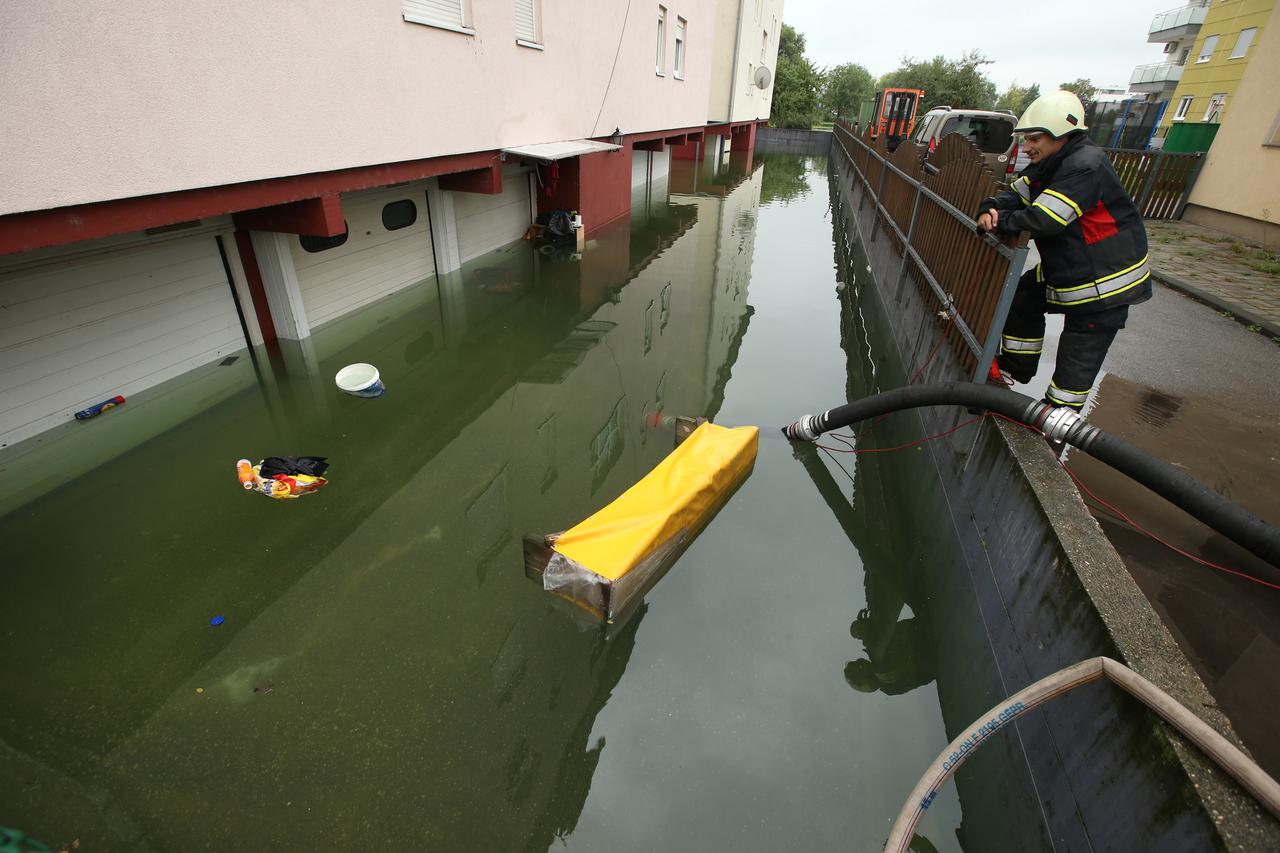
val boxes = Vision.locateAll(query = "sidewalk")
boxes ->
[1145,219,1280,339]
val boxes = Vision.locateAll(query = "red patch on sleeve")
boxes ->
[1080,202,1118,245]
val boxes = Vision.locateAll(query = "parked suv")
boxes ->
[910,107,1019,181]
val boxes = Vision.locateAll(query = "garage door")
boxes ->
[0,233,247,447]
[455,166,532,264]
[290,183,436,329]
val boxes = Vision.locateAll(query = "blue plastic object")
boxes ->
[210,615,226,627]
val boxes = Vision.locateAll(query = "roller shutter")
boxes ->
[290,183,436,329]
[0,232,246,447]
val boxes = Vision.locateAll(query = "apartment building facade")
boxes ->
[1152,0,1274,149]
[0,0,785,450]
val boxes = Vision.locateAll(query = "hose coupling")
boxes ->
[783,414,826,442]
[1040,405,1083,442]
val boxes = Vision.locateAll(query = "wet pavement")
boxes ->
[1146,220,1280,337]
[1019,277,1280,779]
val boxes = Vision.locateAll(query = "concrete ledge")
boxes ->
[1150,268,1280,339]
[757,128,832,155]
[828,141,1280,850]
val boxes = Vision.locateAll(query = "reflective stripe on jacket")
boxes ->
[979,134,1151,312]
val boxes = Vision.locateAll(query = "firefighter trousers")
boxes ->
[996,270,1129,410]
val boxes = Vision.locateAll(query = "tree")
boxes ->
[879,51,998,111]
[996,82,1040,117]
[822,62,875,121]
[769,24,823,129]
[1059,78,1097,111]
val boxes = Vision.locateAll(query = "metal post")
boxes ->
[895,184,924,302]
[973,245,1030,383]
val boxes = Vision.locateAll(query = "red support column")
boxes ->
[232,230,278,346]
[535,143,634,237]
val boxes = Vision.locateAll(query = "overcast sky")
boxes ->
[781,0,1177,93]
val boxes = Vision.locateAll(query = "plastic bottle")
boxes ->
[236,459,257,490]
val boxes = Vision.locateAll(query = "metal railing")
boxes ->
[1150,1,1209,36]
[831,120,1029,382]
[1130,62,1185,87]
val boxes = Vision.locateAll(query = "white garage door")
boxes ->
[0,232,246,447]
[455,166,532,264]
[290,182,435,329]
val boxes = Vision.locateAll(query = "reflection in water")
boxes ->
[0,162,760,850]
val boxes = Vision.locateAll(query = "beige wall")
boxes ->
[1184,7,1280,243]
[0,0,717,217]
[708,0,784,123]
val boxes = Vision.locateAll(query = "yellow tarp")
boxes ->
[554,422,758,582]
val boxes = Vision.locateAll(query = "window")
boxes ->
[761,29,768,63]
[656,6,666,75]
[299,222,350,253]
[402,0,473,35]
[1179,46,1191,65]
[515,0,540,47]
[911,114,937,144]
[1230,27,1256,58]
[674,16,686,78]
[940,115,1014,153]
[382,200,417,231]
[1173,95,1194,121]
[1203,93,1226,123]
[1196,34,1218,62]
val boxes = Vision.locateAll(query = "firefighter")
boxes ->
[976,89,1151,411]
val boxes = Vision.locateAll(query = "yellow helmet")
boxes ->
[1015,90,1088,137]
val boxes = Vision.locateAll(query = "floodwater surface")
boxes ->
[2,155,1002,851]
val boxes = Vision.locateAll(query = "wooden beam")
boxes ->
[233,195,344,236]
[634,138,666,152]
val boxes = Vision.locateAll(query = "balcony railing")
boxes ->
[1149,0,1209,38]
[1130,62,1185,87]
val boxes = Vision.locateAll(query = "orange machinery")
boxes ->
[869,88,925,149]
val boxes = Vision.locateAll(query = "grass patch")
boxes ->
[1247,260,1280,276]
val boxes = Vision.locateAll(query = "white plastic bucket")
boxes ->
[335,363,385,398]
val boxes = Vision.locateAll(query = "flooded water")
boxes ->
[2,154,1014,851]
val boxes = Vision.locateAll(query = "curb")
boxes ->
[1150,268,1280,339]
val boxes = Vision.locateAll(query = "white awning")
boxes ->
[501,139,622,162]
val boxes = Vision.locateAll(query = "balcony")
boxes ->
[1148,0,1209,43]
[1130,62,1184,94]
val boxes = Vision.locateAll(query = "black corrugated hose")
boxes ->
[783,381,1280,569]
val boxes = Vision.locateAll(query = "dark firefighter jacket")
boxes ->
[979,133,1151,312]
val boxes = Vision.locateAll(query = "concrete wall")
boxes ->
[757,127,832,154]
[0,0,717,216]
[707,0,783,123]
[1183,6,1280,246]
[827,134,1280,849]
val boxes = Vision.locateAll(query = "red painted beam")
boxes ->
[233,194,344,236]
[438,164,503,194]
[634,138,666,152]
[614,124,707,145]
[233,230,278,346]
[663,134,688,147]
[0,150,501,257]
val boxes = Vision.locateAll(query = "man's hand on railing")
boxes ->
[976,208,999,233]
